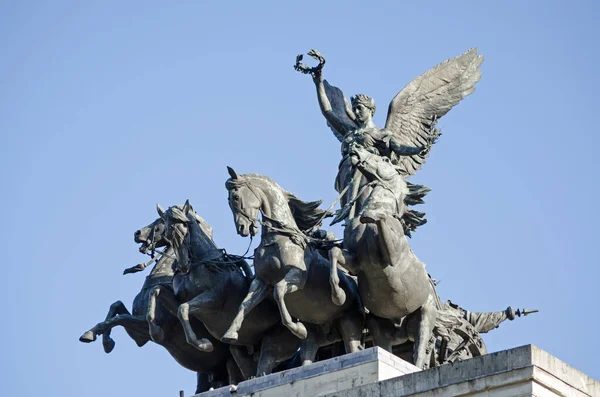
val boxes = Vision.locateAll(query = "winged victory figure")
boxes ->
[295,49,484,369]
[295,48,483,231]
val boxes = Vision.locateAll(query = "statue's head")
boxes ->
[351,94,376,125]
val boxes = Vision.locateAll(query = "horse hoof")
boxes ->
[221,331,239,343]
[331,288,347,306]
[292,322,308,339]
[79,331,96,343]
[194,339,214,352]
[103,338,116,353]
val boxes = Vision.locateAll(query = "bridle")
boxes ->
[228,178,342,248]
[350,147,403,215]
[165,210,255,273]
[230,179,305,237]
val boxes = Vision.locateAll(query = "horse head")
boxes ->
[226,167,261,237]
[349,145,409,219]
[134,207,169,254]
[226,167,328,239]
[159,201,195,274]
[157,200,221,275]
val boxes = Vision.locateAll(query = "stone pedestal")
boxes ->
[195,348,419,397]
[193,345,598,397]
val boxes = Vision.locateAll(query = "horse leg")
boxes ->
[227,357,245,385]
[366,314,402,353]
[80,300,149,350]
[338,308,364,354]
[410,294,438,369]
[177,292,220,352]
[229,345,257,380]
[329,247,358,306]
[299,329,319,366]
[360,212,403,268]
[80,300,128,345]
[226,356,246,384]
[146,285,181,345]
[256,326,300,376]
[273,267,308,339]
[195,372,211,394]
[80,313,151,351]
[222,278,271,343]
[100,301,128,352]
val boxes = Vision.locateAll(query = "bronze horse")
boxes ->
[296,48,484,369]
[328,145,440,368]
[149,201,305,376]
[79,209,239,392]
[221,168,364,360]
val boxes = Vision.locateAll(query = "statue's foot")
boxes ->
[290,322,308,339]
[331,286,347,306]
[221,330,239,344]
[79,330,97,343]
[360,210,386,224]
[149,323,164,343]
[193,338,214,352]
[102,337,116,353]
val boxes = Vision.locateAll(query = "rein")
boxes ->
[149,223,157,258]
[167,219,256,275]
[148,247,177,260]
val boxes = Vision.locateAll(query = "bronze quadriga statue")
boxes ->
[80,48,536,392]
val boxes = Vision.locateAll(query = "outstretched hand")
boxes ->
[294,49,326,82]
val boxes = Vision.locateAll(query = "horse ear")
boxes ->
[157,203,166,218]
[227,166,239,180]
[183,199,191,214]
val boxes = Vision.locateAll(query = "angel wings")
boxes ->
[321,48,483,177]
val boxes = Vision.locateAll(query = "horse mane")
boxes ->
[239,174,327,233]
[188,211,214,240]
[167,204,214,240]
[284,192,327,232]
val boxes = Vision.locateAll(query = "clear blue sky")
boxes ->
[1,1,598,396]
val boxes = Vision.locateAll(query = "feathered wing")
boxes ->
[323,80,357,141]
[384,48,484,176]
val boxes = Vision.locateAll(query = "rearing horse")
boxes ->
[328,145,439,369]
[221,167,364,356]
[79,208,237,393]
[150,201,305,376]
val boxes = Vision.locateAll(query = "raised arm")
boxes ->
[389,136,427,156]
[313,72,353,137]
[377,129,428,157]
[295,49,357,140]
